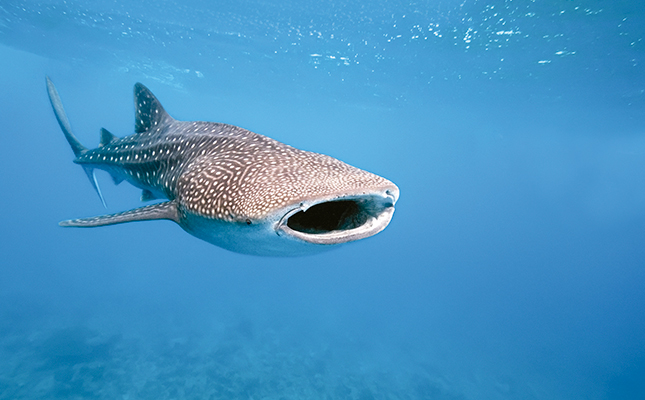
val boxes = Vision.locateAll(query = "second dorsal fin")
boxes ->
[99,128,118,147]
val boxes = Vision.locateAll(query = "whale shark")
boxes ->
[46,77,399,256]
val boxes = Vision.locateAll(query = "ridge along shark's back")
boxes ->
[46,77,400,256]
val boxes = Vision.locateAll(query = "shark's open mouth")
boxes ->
[277,190,398,245]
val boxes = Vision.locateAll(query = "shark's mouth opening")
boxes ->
[277,192,397,245]
[286,200,369,234]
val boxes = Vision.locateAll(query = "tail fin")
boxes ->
[46,77,107,208]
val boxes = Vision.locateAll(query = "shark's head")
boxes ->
[176,142,400,256]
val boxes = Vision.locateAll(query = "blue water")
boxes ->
[1,0,644,398]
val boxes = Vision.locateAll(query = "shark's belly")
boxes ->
[179,211,333,256]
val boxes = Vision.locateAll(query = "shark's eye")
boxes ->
[286,200,370,234]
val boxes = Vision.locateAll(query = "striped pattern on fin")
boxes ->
[59,201,179,227]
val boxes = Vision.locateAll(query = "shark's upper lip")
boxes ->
[276,187,399,245]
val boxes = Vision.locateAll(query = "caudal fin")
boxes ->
[46,76,107,207]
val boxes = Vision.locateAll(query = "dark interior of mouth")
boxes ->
[286,199,374,234]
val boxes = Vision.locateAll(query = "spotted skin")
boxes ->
[47,78,399,256]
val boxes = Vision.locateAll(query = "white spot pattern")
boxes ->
[75,84,394,223]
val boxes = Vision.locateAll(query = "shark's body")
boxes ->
[46,78,399,256]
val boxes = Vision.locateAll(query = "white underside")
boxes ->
[181,213,333,256]
[180,188,398,257]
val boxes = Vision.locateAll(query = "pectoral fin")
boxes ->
[60,201,179,227]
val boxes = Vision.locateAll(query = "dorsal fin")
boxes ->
[99,128,118,147]
[134,83,173,133]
